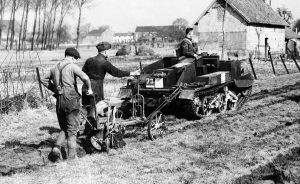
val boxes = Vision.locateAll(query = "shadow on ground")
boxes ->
[233,147,300,184]
[0,139,55,176]
[39,126,61,135]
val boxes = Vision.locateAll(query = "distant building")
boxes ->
[135,25,182,43]
[192,0,288,59]
[81,27,113,45]
[113,32,134,43]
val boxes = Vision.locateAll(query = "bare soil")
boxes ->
[0,60,299,183]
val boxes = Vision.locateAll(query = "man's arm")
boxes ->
[40,70,56,93]
[73,64,92,91]
[105,61,130,78]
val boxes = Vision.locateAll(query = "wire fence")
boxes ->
[0,50,54,113]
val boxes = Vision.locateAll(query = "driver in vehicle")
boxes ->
[177,27,199,59]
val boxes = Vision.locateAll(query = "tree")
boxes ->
[170,18,189,42]
[56,0,74,48]
[172,18,189,30]
[293,19,300,33]
[57,24,72,43]
[80,23,92,38]
[7,0,22,50]
[40,0,47,49]
[21,0,30,49]
[0,0,8,45]
[18,0,27,50]
[277,7,293,25]
[35,0,42,48]
[31,0,41,50]
[75,0,93,48]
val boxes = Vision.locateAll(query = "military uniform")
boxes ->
[82,42,130,104]
[178,37,198,58]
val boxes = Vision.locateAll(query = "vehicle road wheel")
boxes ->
[200,96,213,116]
[227,100,237,111]
[218,94,227,113]
[147,111,166,140]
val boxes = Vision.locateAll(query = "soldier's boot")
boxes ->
[49,131,65,162]
[51,146,62,160]
[67,135,77,160]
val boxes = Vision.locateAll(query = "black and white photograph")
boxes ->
[0,0,299,183]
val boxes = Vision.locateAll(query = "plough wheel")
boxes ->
[147,111,166,140]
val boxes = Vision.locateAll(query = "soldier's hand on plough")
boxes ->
[86,88,93,95]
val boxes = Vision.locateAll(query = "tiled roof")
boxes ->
[285,28,300,40]
[113,32,134,37]
[194,0,288,27]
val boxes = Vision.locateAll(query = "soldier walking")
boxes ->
[41,48,93,161]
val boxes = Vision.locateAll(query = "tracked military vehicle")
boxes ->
[118,55,253,118]
[83,55,254,151]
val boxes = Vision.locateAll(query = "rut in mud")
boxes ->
[0,138,88,176]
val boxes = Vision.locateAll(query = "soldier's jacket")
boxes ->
[82,53,130,80]
[82,53,130,103]
[178,37,198,58]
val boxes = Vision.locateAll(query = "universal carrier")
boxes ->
[86,55,254,151]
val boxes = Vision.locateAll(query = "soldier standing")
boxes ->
[41,48,93,161]
[82,42,139,122]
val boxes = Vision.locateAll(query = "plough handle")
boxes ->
[146,86,182,121]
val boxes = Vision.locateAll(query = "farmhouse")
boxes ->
[113,32,134,43]
[81,27,113,45]
[192,0,288,59]
[135,25,182,43]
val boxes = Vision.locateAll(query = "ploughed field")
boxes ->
[0,55,300,183]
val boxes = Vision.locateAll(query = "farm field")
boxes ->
[0,50,299,183]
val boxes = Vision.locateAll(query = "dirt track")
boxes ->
[0,73,299,183]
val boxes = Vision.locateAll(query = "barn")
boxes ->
[81,27,113,45]
[192,0,288,59]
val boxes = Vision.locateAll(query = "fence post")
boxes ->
[279,54,289,74]
[248,56,257,80]
[36,67,44,99]
[268,51,276,75]
[287,48,300,72]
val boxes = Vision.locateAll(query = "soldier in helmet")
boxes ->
[82,42,139,123]
[41,48,93,161]
[178,27,199,58]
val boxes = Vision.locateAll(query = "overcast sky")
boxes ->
[75,0,300,33]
